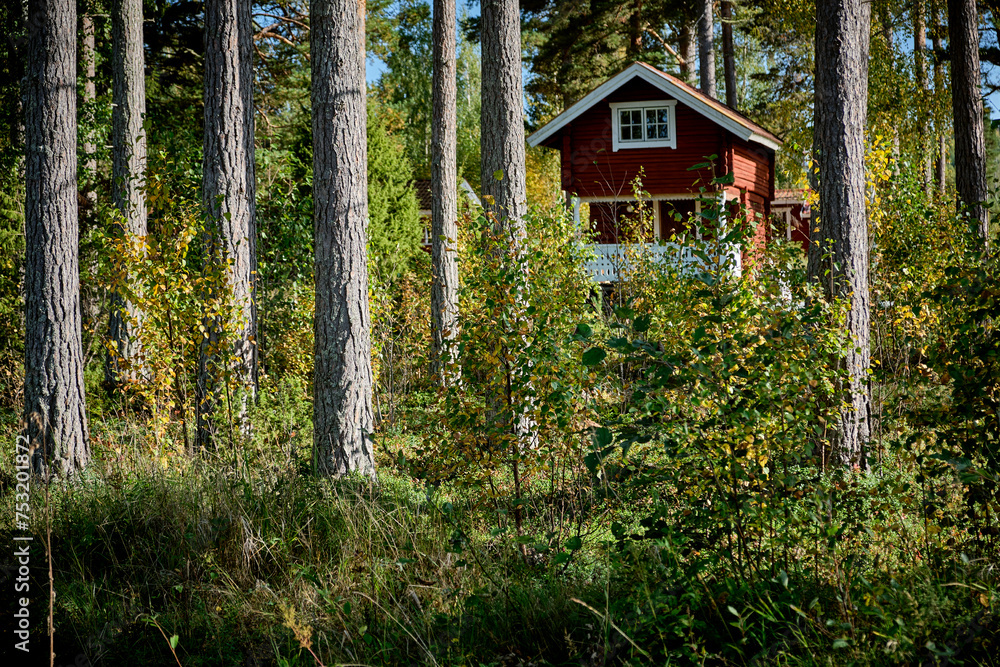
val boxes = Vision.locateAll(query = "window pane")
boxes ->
[631,110,642,124]
[620,125,631,140]
[658,108,670,124]
[658,124,670,139]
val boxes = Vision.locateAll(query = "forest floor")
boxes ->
[2,392,999,666]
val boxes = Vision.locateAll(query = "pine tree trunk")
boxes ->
[698,0,716,98]
[431,0,459,386]
[481,0,527,235]
[809,0,872,469]
[721,1,737,108]
[24,0,89,475]
[197,0,258,448]
[481,0,535,448]
[107,0,147,389]
[12,0,27,180]
[914,0,933,190]
[627,0,643,60]
[311,0,376,477]
[948,0,989,241]
[81,9,96,208]
[933,13,948,194]
[678,20,697,85]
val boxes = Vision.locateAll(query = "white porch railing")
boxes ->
[583,242,742,283]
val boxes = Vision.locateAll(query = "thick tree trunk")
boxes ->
[679,20,697,85]
[481,0,527,234]
[24,0,89,475]
[431,0,459,386]
[311,0,375,477]
[809,0,871,469]
[698,0,716,98]
[106,0,147,389]
[481,0,535,447]
[721,1,737,108]
[197,0,258,448]
[948,0,989,241]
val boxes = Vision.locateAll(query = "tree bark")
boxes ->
[81,8,96,207]
[11,0,27,180]
[948,0,989,241]
[106,0,147,389]
[431,0,459,386]
[679,20,697,85]
[721,1,737,108]
[933,12,948,194]
[24,0,89,475]
[481,0,535,448]
[809,0,871,468]
[627,0,644,60]
[698,0,716,98]
[311,0,375,477]
[481,0,527,234]
[197,0,258,448]
[914,0,933,190]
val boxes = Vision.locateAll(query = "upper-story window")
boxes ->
[609,100,678,152]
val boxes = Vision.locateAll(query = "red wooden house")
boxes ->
[772,188,812,252]
[527,61,782,281]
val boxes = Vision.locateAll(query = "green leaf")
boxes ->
[593,426,612,448]
[565,536,583,550]
[573,323,593,340]
[582,347,606,366]
[493,169,504,181]
[833,638,849,649]
[169,635,179,650]
[633,313,652,333]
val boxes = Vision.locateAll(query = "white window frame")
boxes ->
[609,100,678,152]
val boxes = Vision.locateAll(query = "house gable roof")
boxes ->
[527,61,782,152]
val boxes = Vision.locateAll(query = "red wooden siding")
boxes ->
[548,76,774,205]
[732,139,771,201]
[561,78,721,197]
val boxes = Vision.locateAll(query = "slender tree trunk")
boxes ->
[678,20,697,85]
[481,0,534,447]
[431,0,459,386]
[627,0,644,60]
[948,0,989,241]
[11,0,27,180]
[938,134,948,193]
[698,0,716,98]
[106,0,147,390]
[81,8,96,208]
[933,13,948,193]
[721,1,737,108]
[197,0,258,448]
[915,0,933,190]
[311,0,375,477]
[809,0,871,468]
[24,0,89,475]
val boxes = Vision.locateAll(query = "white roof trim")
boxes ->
[527,63,781,152]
